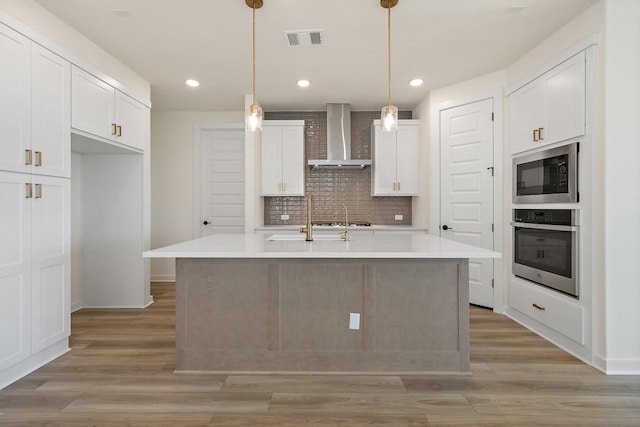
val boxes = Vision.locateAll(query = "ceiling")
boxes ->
[34,0,597,111]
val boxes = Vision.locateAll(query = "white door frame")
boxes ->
[430,90,505,313]
[193,122,245,239]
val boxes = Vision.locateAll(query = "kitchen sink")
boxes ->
[267,234,344,241]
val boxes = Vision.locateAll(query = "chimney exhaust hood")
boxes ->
[307,103,372,168]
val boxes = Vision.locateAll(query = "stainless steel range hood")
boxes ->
[307,103,372,168]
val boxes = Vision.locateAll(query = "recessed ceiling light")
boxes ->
[297,79,311,88]
[409,78,424,87]
[185,79,200,88]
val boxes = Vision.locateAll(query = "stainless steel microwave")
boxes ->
[513,143,578,204]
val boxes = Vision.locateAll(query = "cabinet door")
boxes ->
[71,66,115,141]
[509,80,543,154]
[542,51,586,146]
[0,172,32,371]
[372,126,397,196]
[260,125,283,195]
[280,124,305,196]
[31,45,70,178]
[0,23,31,174]
[31,176,70,352]
[395,124,419,195]
[115,91,147,151]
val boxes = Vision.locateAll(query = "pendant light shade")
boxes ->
[380,0,398,132]
[246,0,263,132]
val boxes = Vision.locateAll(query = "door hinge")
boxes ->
[491,112,494,121]
[492,279,494,288]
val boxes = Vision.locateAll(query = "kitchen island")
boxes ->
[144,233,499,373]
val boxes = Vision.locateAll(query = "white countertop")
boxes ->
[254,225,428,232]
[143,233,501,259]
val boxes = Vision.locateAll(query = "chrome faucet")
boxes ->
[340,204,350,241]
[300,192,313,241]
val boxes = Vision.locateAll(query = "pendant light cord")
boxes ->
[252,1,257,107]
[387,4,391,108]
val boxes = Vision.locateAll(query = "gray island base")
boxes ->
[176,257,470,373]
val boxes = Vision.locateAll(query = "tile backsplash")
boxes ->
[264,110,413,225]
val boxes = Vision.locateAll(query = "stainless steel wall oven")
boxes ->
[513,143,578,204]
[512,209,579,297]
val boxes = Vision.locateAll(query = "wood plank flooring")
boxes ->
[1,282,639,426]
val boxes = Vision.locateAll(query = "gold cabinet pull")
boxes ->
[116,125,122,137]
[34,183,42,199]
[282,182,286,192]
[397,182,401,191]
[392,182,397,191]
[25,149,33,165]
[112,123,117,135]
[34,151,42,167]
[538,127,544,140]
[533,129,539,141]
[25,183,33,198]
[532,303,546,311]
[277,182,282,192]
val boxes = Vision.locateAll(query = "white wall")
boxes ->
[0,0,150,101]
[150,111,244,281]
[603,0,640,373]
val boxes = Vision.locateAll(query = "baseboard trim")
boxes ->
[70,300,83,313]
[1,339,69,390]
[595,356,640,375]
[151,275,176,282]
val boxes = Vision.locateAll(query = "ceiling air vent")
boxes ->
[283,30,323,48]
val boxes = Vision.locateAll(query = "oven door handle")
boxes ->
[510,222,578,232]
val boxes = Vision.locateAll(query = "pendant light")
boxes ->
[380,0,398,132]
[246,0,263,132]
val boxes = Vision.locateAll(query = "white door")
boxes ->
[440,99,494,308]
[0,23,31,174]
[31,175,70,352]
[71,65,115,141]
[115,91,146,151]
[0,171,32,370]
[280,124,305,196]
[260,124,283,196]
[200,127,245,236]
[395,123,419,195]
[372,126,397,195]
[31,44,70,178]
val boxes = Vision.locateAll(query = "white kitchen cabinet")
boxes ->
[261,120,305,196]
[0,23,31,175]
[509,277,584,345]
[509,51,586,154]
[71,66,147,151]
[0,25,70,178]
[371,120,419,196]
[0,171,70,371]
[31,44,71,178]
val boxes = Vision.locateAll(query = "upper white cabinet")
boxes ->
[509,51,586,154]
[261,120,305,196]
[71,66,147,151]
[371,120,419,196]
[31,45,71,178]
[0,25,70,177]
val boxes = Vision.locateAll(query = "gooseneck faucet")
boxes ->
[340,204,350,241]
[300,192,313,241]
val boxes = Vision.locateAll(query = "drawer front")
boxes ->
[509,278,584,344]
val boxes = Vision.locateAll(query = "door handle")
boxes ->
[203,220,210,225]
[112,123,117,135]
[35,151,42,167]
[442,224,452,231]
[116,125,122,137]
[25,149,33,166]
[533,129,539,141]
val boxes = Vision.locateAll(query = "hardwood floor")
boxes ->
[1,282,639,426]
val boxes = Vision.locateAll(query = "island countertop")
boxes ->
[143,233,501,259]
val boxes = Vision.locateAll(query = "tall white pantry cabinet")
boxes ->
[0,22,71,381]
[0,15,151,389]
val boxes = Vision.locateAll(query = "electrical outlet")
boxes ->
[395,214,403,221]
[349,313,360,330]
[281,214,289,220]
